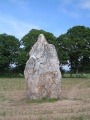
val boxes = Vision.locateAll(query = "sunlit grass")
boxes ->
[61,78,88,90]
[0,78,26,91]
[0,78,90,120]
[64,73,90,78]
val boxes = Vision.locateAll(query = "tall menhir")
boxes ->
[24,34,61,100]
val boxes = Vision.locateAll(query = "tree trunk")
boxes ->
[76,69,78,77]
[70,60,72,77]
[70,70,72,77]
[81,72,83,77]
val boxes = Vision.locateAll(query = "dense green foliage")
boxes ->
[21,29,56,52]
[0,33,20,75]
[0,26,90,77]
[57,26,90,77]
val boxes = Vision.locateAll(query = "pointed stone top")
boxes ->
[37,34,47,43]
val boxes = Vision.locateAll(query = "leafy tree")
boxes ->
[13,48,28,74]
[67,26,90,77]
[57,34,69,65]
[0,33,20,75]
[21,29,56,52]
[57,26,90,77]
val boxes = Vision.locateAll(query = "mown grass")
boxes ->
[63,73,90,78]
[38,114,89,120]
[0,94,6,102]
[0,78,25,91]
[0,78,90,120]
[0,75,89,92]
[61,78,88,90]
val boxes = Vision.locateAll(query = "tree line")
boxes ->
[0,26,90,77]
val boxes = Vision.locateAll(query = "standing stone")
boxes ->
[24,34,61,100]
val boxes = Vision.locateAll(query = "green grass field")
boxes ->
[0,77,90,120]
[63,73,90,78]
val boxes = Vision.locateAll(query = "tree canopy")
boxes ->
[57,26,90,77]
[21,29,56,53]
[0,26,90,77]
[0,33,20,75]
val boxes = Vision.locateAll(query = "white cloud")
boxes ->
[61,8,79,18]
[9,0,27,5]
[79,0,90,10]
[58,0,80,18]
[58,0,73,9]
[9,0,29,10]
[58,0,90,18]
[60,0,90,10]
[59,0,73,5]
[0,15,39,39]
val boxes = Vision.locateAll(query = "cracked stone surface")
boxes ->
[24,34,61,100]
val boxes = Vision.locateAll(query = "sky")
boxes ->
[0,0,90,70]
[0,0,90,39]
